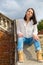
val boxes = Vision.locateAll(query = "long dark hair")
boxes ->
[24,8,37,25]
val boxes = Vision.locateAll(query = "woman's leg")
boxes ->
[17,37,24,51]
[24,37,43,62]
[33,39,43,62]
[33,39,41,51]
[17,37,24,62]
[17,37,32,62]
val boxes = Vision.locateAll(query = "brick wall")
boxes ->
[0,31,15,65]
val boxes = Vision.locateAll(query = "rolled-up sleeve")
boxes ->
[33,24,38,35]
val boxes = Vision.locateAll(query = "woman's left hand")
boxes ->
[33,35,39,40]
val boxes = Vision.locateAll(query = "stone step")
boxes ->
[17,42,43,65]
[23,44,37,61]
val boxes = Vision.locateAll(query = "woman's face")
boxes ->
[26,9,33,19]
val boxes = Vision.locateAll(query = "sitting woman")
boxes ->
[17,8,43,62]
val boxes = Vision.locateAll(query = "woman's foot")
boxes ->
[36,50,43,62]
[18,51,24,63]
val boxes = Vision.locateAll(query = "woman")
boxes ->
[17,8,43,62]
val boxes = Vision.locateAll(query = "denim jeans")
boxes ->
[17,37,41,51]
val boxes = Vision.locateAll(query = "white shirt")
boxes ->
[16,19,38,38]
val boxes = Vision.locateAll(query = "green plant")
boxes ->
[37,20,43,31]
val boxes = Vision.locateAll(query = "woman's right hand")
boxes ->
[18,33,23,37]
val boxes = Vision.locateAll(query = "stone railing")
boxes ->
[38,35,43,44]
[38,35,43,51]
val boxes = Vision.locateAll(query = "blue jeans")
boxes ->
[17,37,41,51]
